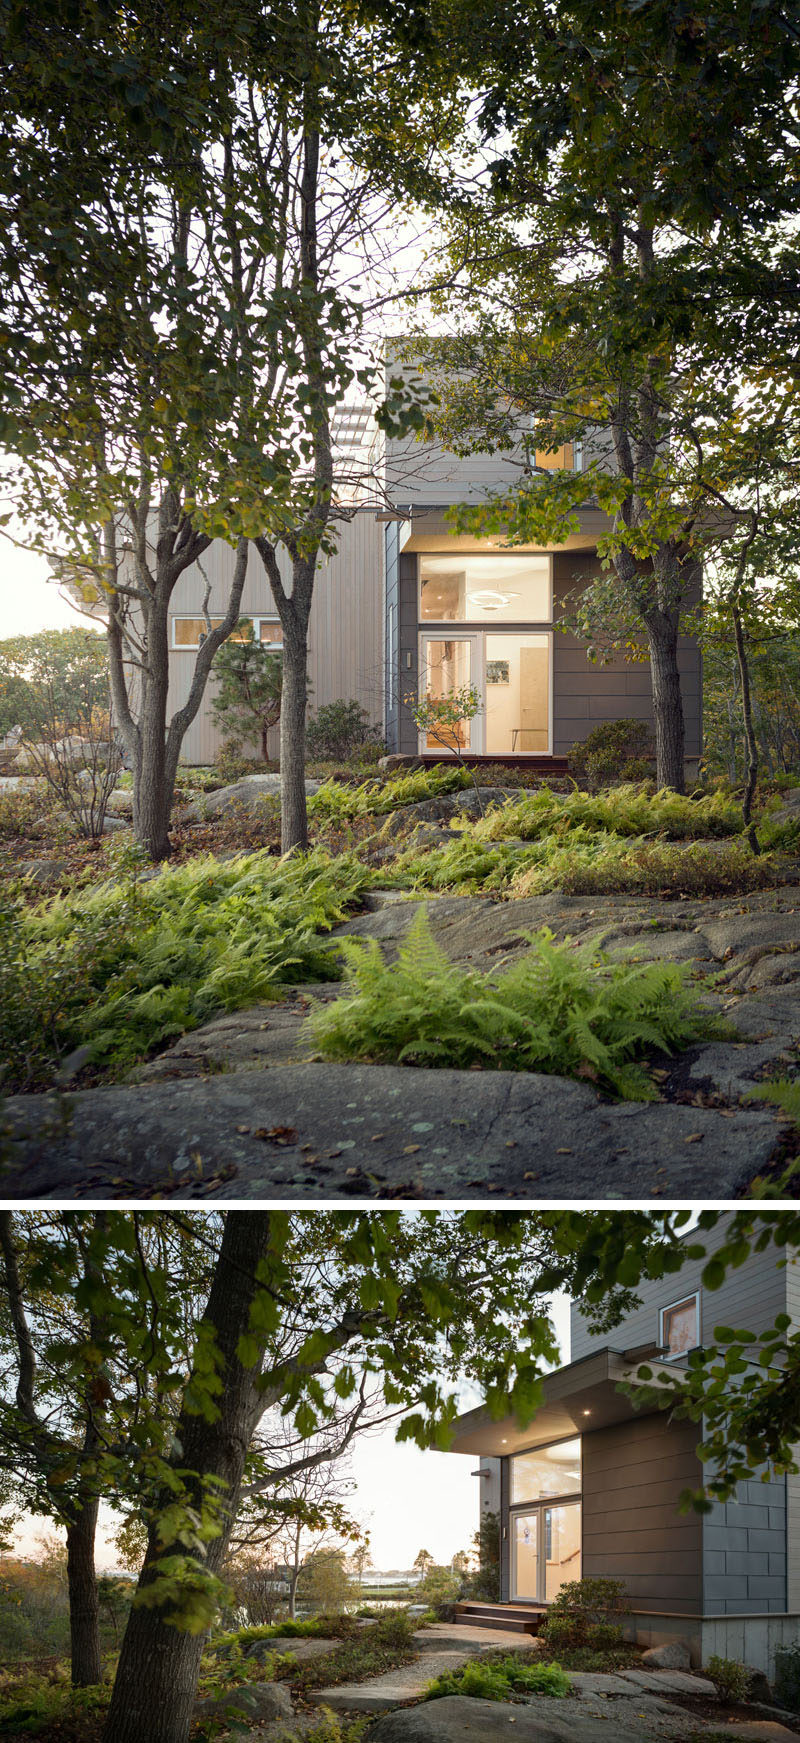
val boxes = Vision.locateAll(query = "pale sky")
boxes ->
[0,538,93,638]
[13,1293,571,1574]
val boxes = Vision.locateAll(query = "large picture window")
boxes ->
[511,1437,581,1506]
[419,554,551,624]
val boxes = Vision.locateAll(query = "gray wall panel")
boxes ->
[582,1415,703,1614]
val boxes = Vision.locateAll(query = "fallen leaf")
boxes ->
[505,1140,517,1148]
[685,1132,704,1143]
[371,1133,386,1142]
[236,1124,251,1134]
[403,1144,421,1154]
[523,1171,539,1181]
[555,1147,573,1154]
[253,1125,298,1145]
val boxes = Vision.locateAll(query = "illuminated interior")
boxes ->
[419,554,551,624]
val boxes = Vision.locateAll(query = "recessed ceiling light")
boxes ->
[582,1409,591,1416]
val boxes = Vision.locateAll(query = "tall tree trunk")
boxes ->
[132,604,173,861]
[66,1502,102,1687]
[279,609,309,854]
[644,608,686,791]
[732,602,761,853]
[102,1214,275,1743]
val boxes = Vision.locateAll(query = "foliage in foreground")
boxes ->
[425,1653,571,1703]
[0,1663,109,1738]
[308,908,728,1100]
[0,849,371,1091]
[705,1656,751,1704]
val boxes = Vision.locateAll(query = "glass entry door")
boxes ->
[511,1501,581,1603]
[418,632,550,756]
[419,635,480,754]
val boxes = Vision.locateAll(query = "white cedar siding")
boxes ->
[167,515,384,765]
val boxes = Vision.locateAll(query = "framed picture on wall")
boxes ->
[486,660,510,685]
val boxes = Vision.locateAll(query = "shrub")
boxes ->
[426,1653,571,1703]
[308,907,729,1100]
[0,780,59,840]
[214,744,264,783]
[419,1566,461,1607]
[568,718,653,786]
[774,1641,800,1712]
[540,1579,629,1652]
[290,1613,417,1695]
[306,700,383,762]
[211,621,283,760]
[706,1655,751,1703]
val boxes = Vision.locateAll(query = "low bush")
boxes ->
[774,1640,800,1711]
[0,849,371,1091]
[568,718,653,786]
[425,1653,571,1703]
[705,1655,751,1703]
[514,838,779,899]
[540,1578,629,1654]
[308,908,729,1100]
[0,1665,109,1739]
[306,700,383,762]
[0,781,60,840]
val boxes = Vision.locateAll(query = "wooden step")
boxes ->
[454,1602,543,1636]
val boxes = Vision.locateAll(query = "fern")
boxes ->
[308,909,729,1100]
[474,783,744,844]
[2,849,373,1088]
[747,1078,800,1122]
[308,764,470,826]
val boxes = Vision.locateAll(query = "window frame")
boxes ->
[659,1291,701,1359]
[171,614,283,650]
[417,552,554,629]
[509,1434,582,1509]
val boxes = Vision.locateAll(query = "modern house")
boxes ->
[166,364,702,767]
[451,1216,799,1676]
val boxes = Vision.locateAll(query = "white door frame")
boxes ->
[418,632,483,755]
[510,1498,582,1603]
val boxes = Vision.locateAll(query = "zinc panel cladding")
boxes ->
[582,1416,703,1614]
[551,551,702,757]
[702,1482,787,1615]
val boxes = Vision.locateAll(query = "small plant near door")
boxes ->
[407,683,484,816]
[539,1577,630,1653]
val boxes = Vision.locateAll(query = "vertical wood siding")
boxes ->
[167,517,384,764]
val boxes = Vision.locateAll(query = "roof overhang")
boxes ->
[396,506,611,554]
[450,1348,678,1457]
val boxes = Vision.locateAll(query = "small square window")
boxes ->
[660,1294,699,1357]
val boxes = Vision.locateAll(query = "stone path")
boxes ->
[4,886,800,1199]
